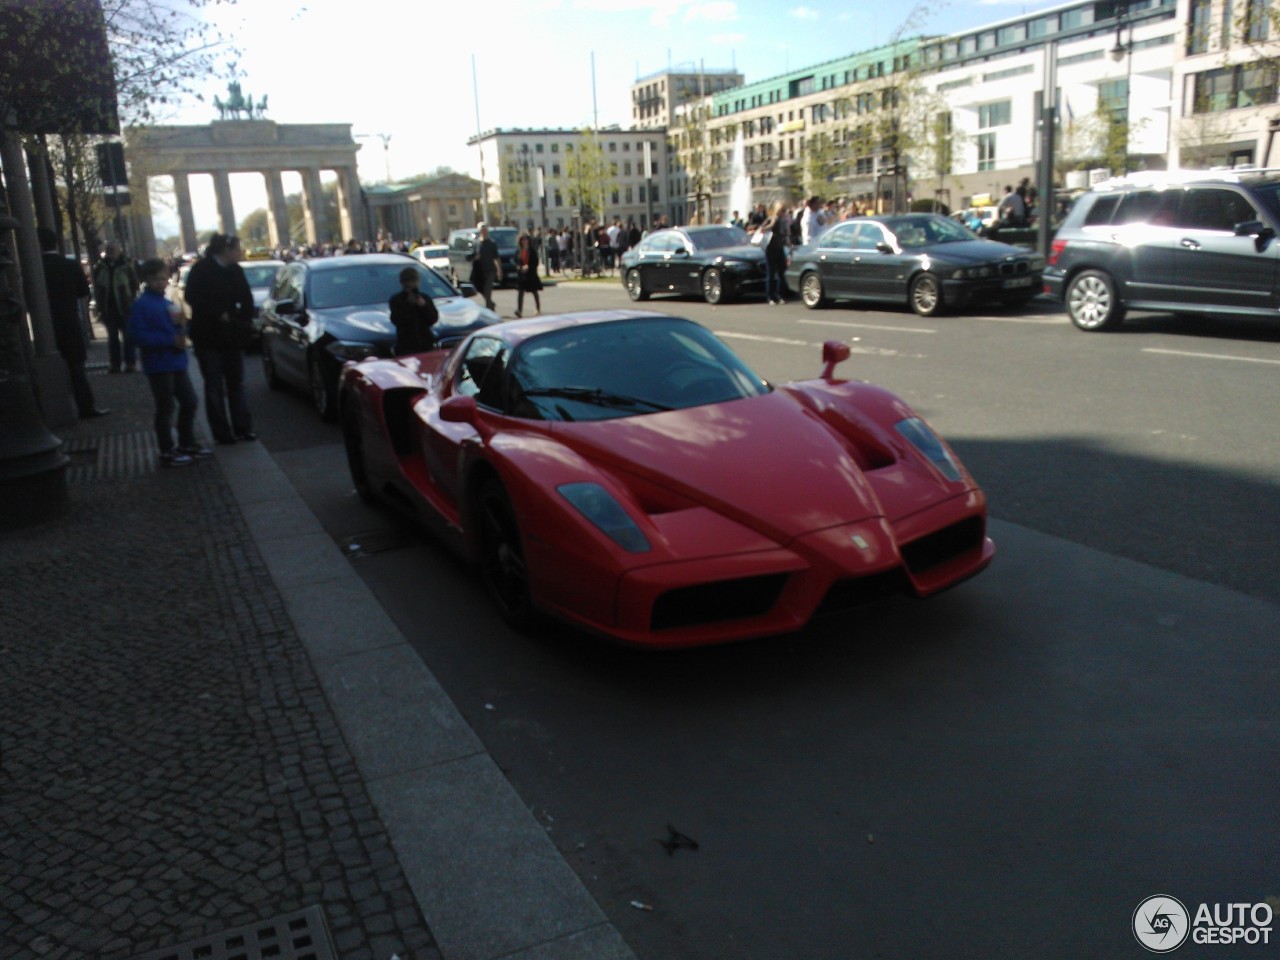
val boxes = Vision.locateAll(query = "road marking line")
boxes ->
[1142,347,1280,366]
[966,314,1066,325]
[797,319,936,334]
[715,331,812,346]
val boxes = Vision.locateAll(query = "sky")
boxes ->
[151,0,1065,239]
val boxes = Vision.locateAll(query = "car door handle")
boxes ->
[1180,238,1201,250]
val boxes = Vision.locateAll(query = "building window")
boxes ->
[535,143,544,153]
[977,132,996,170]
[1099,78,1129,122]
[978,100,1012,128]
[1244,0,1269,41]
[554,189,563,207]
[609,142,617,152]
[1193,62,1278,111]
[997,22,1026,45]
[1188,0,1212,53]
[1060,6,1094,28]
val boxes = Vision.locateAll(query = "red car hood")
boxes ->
[551,392,887,544]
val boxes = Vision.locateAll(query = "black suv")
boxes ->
[447,226,519,287]
[1044,172,1280,331]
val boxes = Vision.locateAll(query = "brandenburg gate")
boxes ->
[127,119,367,251]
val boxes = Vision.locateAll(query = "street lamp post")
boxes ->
[1110,4,1135,176]
[644,140,654,230]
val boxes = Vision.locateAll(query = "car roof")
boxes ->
[296,253,416,271]
[240,259,285,268]
[469,309,680,348]
[1090,169,1280,192]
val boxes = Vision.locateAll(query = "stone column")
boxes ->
[432,199,448,240]
[265,169,290,248]
[334,166,365,241]
[174,174,198,253]
[213,169,236,235]
[301,168,327,244]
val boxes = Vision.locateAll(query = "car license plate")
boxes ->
[1004,276,1033,288]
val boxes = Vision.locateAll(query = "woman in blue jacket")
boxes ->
[128,259,210,467]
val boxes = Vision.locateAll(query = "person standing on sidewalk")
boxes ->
[388,266,438,355]
[470,223,502,311]
[184,234,256,445]
[39,228,109,419]
[513,233,542,318]
[92,240,139,373]
[129,258,210,468]
[758,201,791,306]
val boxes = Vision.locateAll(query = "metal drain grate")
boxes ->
[340,527,416,558]
[63,431,158,482]
[127,905,336,960]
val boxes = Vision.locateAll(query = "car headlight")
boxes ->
[895,417,962,482]
[558,482,651,553]
[719,259,753,272]
[326,340,383,362]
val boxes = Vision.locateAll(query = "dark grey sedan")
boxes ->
[621,225,767,304]
[785,214,1044,317]
[259,254,499,420]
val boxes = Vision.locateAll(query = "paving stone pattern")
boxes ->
[0,386,440,960]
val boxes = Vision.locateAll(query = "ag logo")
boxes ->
[1134,895,1190,953]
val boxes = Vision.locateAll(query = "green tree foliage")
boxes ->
[564,130,615,220]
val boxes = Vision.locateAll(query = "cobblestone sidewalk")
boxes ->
[0,370,440,960]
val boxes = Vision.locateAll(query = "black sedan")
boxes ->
[259,254,499,420]
[621,225,766,304]
[785,214,1045,317]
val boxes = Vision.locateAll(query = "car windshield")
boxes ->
[489,228,518,249]
[884,216,978,247]
[419,246,447,258]
[308,261,456,309]
[688,226,749,250]
[242,264,282,287]
[507,316,771,422]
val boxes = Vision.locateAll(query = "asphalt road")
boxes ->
[248,279,1279,960]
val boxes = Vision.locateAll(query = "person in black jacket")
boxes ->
[184,233,255,444]
[388,267,438,355]
[39,228,108,418]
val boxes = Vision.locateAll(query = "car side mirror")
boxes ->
[439,394,477,424]
[821,339,851,381]
[672,248,690,257]
[1234,220,1274,239]
[457,282,478,299]
[875,242,894,254]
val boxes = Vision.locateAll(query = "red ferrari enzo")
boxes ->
[339,310,993,648]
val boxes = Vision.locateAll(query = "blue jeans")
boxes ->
[146,369,198,452]
[195,346,252,442]
[765,247,787,301]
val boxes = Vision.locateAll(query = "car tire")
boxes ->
[309,351,337,421]
[800,271,826,309]
[910,273,944,316]
[1066,270,1126,331]
[341,398,375,503]
[702,267,730,304]
[476,478,534,629]
[261,339,282,390]
[626,268,650,301]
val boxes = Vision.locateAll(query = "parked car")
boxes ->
[447,226,519,287]
[785,214,1044,317]
[1044,170,1280,331]
[259,253,498,420]
[339,310,993,648]
[411,243,450,276]
[620,225,767,304]
[240,259,286,334]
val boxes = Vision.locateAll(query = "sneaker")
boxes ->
[160,451,194,468]
[177,445,212,459]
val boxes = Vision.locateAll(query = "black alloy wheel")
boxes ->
[261,339,282,390]
[309,351,337,421]
[476,478,533,628]
[341,399,375,503]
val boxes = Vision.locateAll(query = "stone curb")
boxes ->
[214,440,638,960]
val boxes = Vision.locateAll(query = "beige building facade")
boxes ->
[365,173,483,243]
